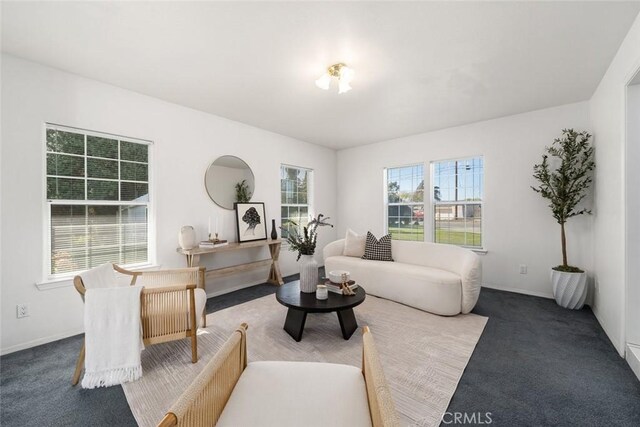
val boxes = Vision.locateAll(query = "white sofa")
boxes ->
[323,239,482,315]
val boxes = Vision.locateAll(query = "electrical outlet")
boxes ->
[519,264,528,274]
[16,304,29,318]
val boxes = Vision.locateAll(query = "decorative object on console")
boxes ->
[344,229,366,257]
[178,226,197,250]
[205,155,254,210]
[362,231,394,261]
[235,179,251,203]
[199,240,228,249]
[208,215,227,243]
[281,214,334,293]
[270,219,278,240]
[235,202,267,243]
[531,129,594,310]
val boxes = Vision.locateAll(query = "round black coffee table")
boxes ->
[276,281,366,342]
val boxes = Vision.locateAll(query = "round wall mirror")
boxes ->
[205,156,255,210]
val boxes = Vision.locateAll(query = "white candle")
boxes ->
[208,216,211,236]
[216,216,219,235]
[316,285,328,300]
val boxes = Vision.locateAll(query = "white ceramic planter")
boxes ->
[299,255,319,293]
[550,269,587,310]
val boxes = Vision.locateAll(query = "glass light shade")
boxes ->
[338,80,352,94]
[315,73,331,90]
[339,66,355,84]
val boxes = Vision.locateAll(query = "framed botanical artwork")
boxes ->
[235,202,268,243]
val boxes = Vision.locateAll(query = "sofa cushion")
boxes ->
[344,229,366,257]
[217,361,372,427]
[362,232,393,261]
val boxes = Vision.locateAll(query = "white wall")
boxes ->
[336,102,592,299]
[627,83,640,348]
[589,13,640,356]
[0,55,337,354]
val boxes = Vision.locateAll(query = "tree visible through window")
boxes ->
[385,164,424,241]
[432,157,483,248]
[280,165,312,238]
[46,125,152,276]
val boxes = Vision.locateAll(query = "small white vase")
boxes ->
[178,226,197,250]
[299,254,319,293]
[550,269,587,309]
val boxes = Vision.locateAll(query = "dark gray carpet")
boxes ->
[1,277,639,427]
[443,288,640,426]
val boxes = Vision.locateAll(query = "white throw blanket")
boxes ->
[81,263,144,389]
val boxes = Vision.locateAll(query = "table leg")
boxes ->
[337,308,358,340]
[283,308,307,342]
[267,242,284,286]
[185,254,200,268]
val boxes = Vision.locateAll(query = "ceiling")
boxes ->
[2,1,639,150]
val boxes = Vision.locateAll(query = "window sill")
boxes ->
[471,248,488,255]
[35,263,161,291]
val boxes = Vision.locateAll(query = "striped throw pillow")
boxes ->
[361,232,394,261]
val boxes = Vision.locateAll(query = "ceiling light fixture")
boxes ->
[315,63,354,94]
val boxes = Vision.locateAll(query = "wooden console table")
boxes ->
[176,239,284,287]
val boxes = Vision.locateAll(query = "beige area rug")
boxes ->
[122,294,487,427]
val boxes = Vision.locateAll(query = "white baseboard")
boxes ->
[481,283,554,300]
[626,344,640,381]
[1,328,84,356]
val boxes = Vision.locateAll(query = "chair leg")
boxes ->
[72,341,86,386]
[191,332,198,363]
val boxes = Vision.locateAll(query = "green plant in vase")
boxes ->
[281,214,333,293]
[235,179,251,203]
[281,214,333,261]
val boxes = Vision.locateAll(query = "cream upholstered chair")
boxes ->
[158,324,400,427]
[71,264,207,386]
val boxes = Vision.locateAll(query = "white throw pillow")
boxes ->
[344,229,366,257]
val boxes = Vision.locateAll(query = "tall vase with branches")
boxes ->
[532,129,594,309]
[281,214,333,292]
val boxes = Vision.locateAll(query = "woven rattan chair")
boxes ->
[158,324,400,427]
[71,264,207,386]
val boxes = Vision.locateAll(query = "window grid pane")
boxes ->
[385,164,424,241]
[46,126,151,276]
[432,156,483,248]
[280,165,312,239]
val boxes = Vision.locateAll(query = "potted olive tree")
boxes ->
[532,129,595,309]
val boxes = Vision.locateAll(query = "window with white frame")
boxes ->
[46,124,152,277]
[280,165,312,238]
[385,164,424,241]
[432,157,483,248]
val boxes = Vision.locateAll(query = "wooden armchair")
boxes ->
[71,264,207,386]
[159,324,399,427]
